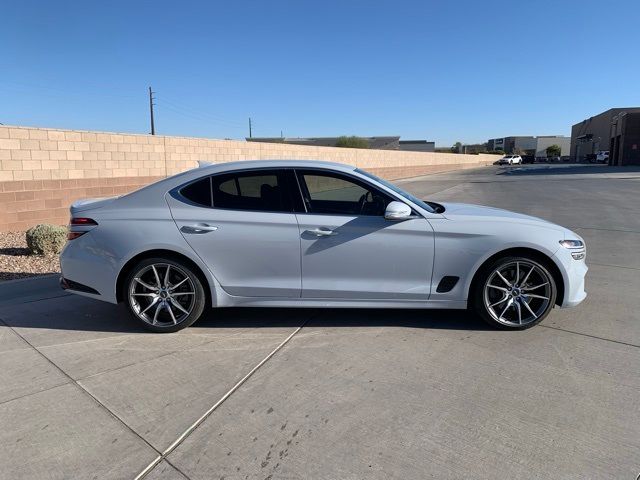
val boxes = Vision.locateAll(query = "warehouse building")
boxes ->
[487,136,570,158]
[246,136,401,149]
[246,136,435,152]
[571,108,640,165]
[398,140,435,152]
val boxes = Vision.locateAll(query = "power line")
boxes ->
[158,96,245,128]
[156,102,245,131]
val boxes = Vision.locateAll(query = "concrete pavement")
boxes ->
[1,164,638,479]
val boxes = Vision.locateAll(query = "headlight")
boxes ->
[559,239,584,249]
[559,239,585,260]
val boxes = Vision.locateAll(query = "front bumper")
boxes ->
[553,246,588,308]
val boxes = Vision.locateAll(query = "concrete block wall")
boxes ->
[0,125,498,231]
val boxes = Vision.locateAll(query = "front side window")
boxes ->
[355,168,436,213]
[297,171,390,216]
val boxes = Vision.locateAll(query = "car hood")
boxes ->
[438,202,569,235]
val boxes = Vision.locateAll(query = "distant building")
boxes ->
[571,108,640,165]
[487,136,570,157]
[246,136,401,150]
[398,140,435,152]
[462,143,488,154]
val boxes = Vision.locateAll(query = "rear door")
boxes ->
[167,169,302,297]
[293,169,434,300]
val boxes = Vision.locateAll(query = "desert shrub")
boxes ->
[25,224,67,255]
[335,136,369,149]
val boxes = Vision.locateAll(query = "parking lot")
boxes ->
[1,164,638,480]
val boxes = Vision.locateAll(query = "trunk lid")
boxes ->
[70,196,119,214]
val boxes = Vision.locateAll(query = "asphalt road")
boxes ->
[1,164,638,480]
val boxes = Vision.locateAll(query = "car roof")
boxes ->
[197,159,356,173]
[119,159,360,204]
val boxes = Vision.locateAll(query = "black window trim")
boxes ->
[174,176,213,209]
[292,168,406,217]
[172,166,425,218]
[173,167,299,214]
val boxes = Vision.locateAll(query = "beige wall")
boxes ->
[0,125,498,231]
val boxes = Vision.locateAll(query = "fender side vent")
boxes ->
[436,276,459,293]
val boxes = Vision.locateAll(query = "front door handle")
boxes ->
[305,227,336,237]
[181,223,219,234]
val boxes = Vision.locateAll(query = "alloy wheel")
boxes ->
[483,260,552,327]
[128,263,196,327]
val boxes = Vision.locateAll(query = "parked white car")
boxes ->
[498,155,523,165]
[596,151,609,163]
[60,160,587,332]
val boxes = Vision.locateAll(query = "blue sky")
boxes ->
[2,0,639,146]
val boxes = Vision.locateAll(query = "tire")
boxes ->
[124,257,206,332]
[471,256,556,330]
[508,160,512,165]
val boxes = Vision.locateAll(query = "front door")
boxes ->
[294,170,434,300]
[167,169,301,297]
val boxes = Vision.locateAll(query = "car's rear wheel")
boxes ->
[472,256,556,329]
[125,258,206,332]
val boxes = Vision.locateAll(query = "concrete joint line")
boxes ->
[0,318,163,457]
[134,321,308,480]
[541,325,640,349]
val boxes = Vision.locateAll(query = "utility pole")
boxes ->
[248,117,252,138]
[148,86,156,135]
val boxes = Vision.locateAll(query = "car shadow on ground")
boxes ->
[0,271,52,281]
[197,307,492,331]
[1,299,493,333]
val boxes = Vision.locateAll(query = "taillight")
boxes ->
[70,217,98,226]
[67,217,98,241]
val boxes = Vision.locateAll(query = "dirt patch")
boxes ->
[0,232,61,281]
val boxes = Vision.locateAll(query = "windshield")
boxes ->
[355,168,436,213]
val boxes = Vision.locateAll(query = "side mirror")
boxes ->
[384,201,413,221]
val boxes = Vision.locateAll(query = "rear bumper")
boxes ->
[60,276,100,295]
[59,232,119,303]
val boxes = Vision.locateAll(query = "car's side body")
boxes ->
[60,160,586,316]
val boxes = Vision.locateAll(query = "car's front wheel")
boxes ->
[472,256,556,329]
[124,258,206,332]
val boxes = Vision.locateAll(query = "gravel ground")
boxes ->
[0,232,61,281]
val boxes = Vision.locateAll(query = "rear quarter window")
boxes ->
[180,177,212,207]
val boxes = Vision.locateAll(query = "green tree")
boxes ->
[451,141,462,153]
[335,136,369,149]
[546,144,561,157]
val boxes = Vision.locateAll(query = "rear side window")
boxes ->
[211,170,291,212]
[180,177,212,207]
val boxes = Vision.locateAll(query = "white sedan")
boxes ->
[59,160,587,332]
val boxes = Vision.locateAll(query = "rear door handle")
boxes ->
[305,228,336,237]
[181,223,219,234]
